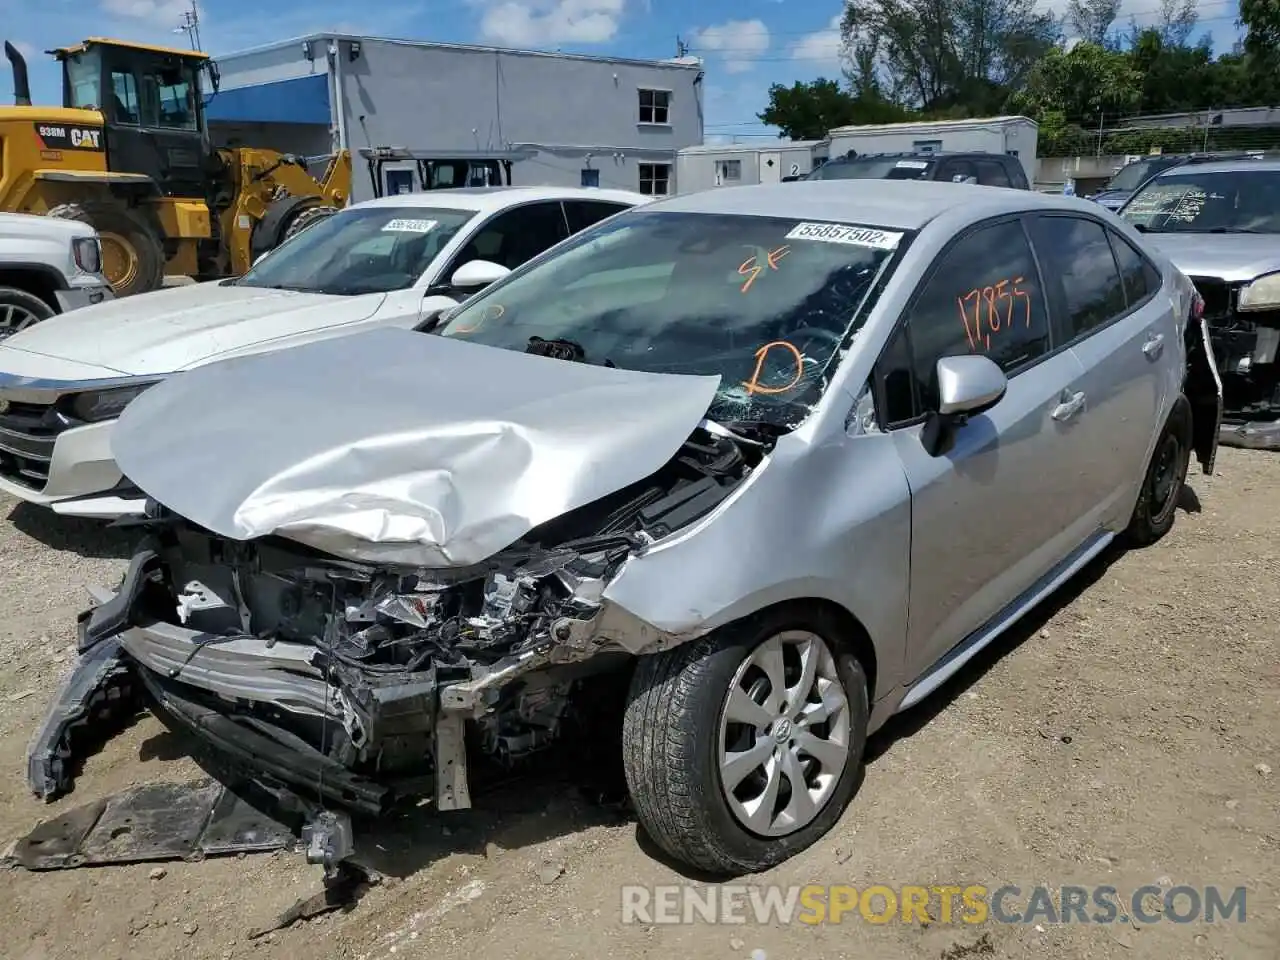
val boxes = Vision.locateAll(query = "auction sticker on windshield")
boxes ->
[382,218,438,233]
[786,222,903,249]
[896,160,930,169]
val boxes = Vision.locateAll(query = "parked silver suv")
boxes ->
[31,180,1221,878]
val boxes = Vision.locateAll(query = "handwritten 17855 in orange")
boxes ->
[957,278,1033,351]
[739,245,791,293]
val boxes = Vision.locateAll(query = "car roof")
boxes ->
[1151,157,1280,176]
[351,185,649,213]
[646,180,1090,232]
[824,151,1011,162]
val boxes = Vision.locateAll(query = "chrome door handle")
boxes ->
[1143,332,1165,359]
[1051,390,1086,422]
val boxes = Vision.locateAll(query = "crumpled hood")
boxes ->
[1140,232,1280,285]
[111,327,722,568]
[1,281,383,376]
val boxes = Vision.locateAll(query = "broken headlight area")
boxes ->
[28,425,759,814]
[1190,274,1280,448]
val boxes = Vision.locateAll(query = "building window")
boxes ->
[912,139,943,154]
[580,168,600,188]
[639,163,671,196]
[720,159,742,182]
[639,89,670,125]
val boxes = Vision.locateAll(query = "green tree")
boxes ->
[1066,0,1121,46]
[757,78,908,139]
[839,0,1058,111]
[1239,0,1280,101]
[1008,41,1142,121]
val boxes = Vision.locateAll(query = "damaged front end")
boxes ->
[1191,271,1280,449]
[27,423,758,821]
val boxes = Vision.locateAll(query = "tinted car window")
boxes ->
[807,157,935,181]
[939,159,977,183]
[1028,216,1127,339]
[975,160,1011,187]
[450,201,570,274]
[900,219,1050,416]
[564,200,631,233]
[1109,231,1161,307]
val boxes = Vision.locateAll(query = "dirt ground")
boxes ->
[0,448,1275,960]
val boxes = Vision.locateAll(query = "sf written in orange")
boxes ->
[739,245,791,293]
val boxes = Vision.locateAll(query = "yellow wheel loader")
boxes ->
[0,37,350,297]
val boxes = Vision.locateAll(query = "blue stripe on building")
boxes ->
[203,74,330,125]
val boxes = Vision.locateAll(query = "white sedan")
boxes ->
[0,185,646,518]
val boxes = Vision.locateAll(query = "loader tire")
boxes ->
[47,202,164,297]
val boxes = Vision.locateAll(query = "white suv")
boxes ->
[0,186,645,518]
[0,212,113,339]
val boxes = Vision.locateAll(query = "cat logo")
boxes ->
[32,123,104,152]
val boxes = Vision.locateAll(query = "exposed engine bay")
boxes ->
[29,424,762,823]
[1192,274,1280,448]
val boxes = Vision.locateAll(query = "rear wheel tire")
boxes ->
[0,286,55,341]
[1125,400,1192,546]
[622,606,869,876]
[47,201,164,297]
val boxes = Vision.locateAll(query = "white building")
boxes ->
[675,140,829,194]
[827,116,1038,182]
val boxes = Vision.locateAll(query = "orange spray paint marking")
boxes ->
[454,302,504,334]
[738,245,791,293]
[741,340,805,395]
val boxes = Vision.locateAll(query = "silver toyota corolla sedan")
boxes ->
[29,180,1223,878]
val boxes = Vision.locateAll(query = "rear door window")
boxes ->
[975,160,1012,187]
[1108,231,1162,307]
[563,200,632,234]
[938,159,978,183]
[1027,215,1128,341]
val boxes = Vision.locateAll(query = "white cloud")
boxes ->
[101,0,193,23]
[789,13,844,72]
[478,0,626,46]
[690,18,770,74]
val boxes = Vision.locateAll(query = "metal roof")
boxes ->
[52,37,209,60]
[353,185,651,212]
[829,115,1036,135]
[217,33,702,72]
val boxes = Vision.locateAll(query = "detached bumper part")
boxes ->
[1219,420,1280,450]
[26,634,136,800]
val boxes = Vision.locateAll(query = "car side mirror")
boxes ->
[921,355,1007,456]
[450,259,509,290]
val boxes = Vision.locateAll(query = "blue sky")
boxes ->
[0,0,1245,139]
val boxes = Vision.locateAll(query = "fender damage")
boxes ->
[27,329,765,826]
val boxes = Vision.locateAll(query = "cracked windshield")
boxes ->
[436,211,902,428]
[236,206,478,295]
[1120,169,1280,233]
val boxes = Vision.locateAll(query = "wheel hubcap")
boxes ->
[718,630,851,838]
[1152,436,1180,512]
[0,303,41,341]
[99,231,139,290]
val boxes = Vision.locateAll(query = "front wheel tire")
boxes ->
[622,607,869,876]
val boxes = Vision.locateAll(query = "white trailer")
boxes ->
[826,116,1038,183]
[676,140,829,194]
